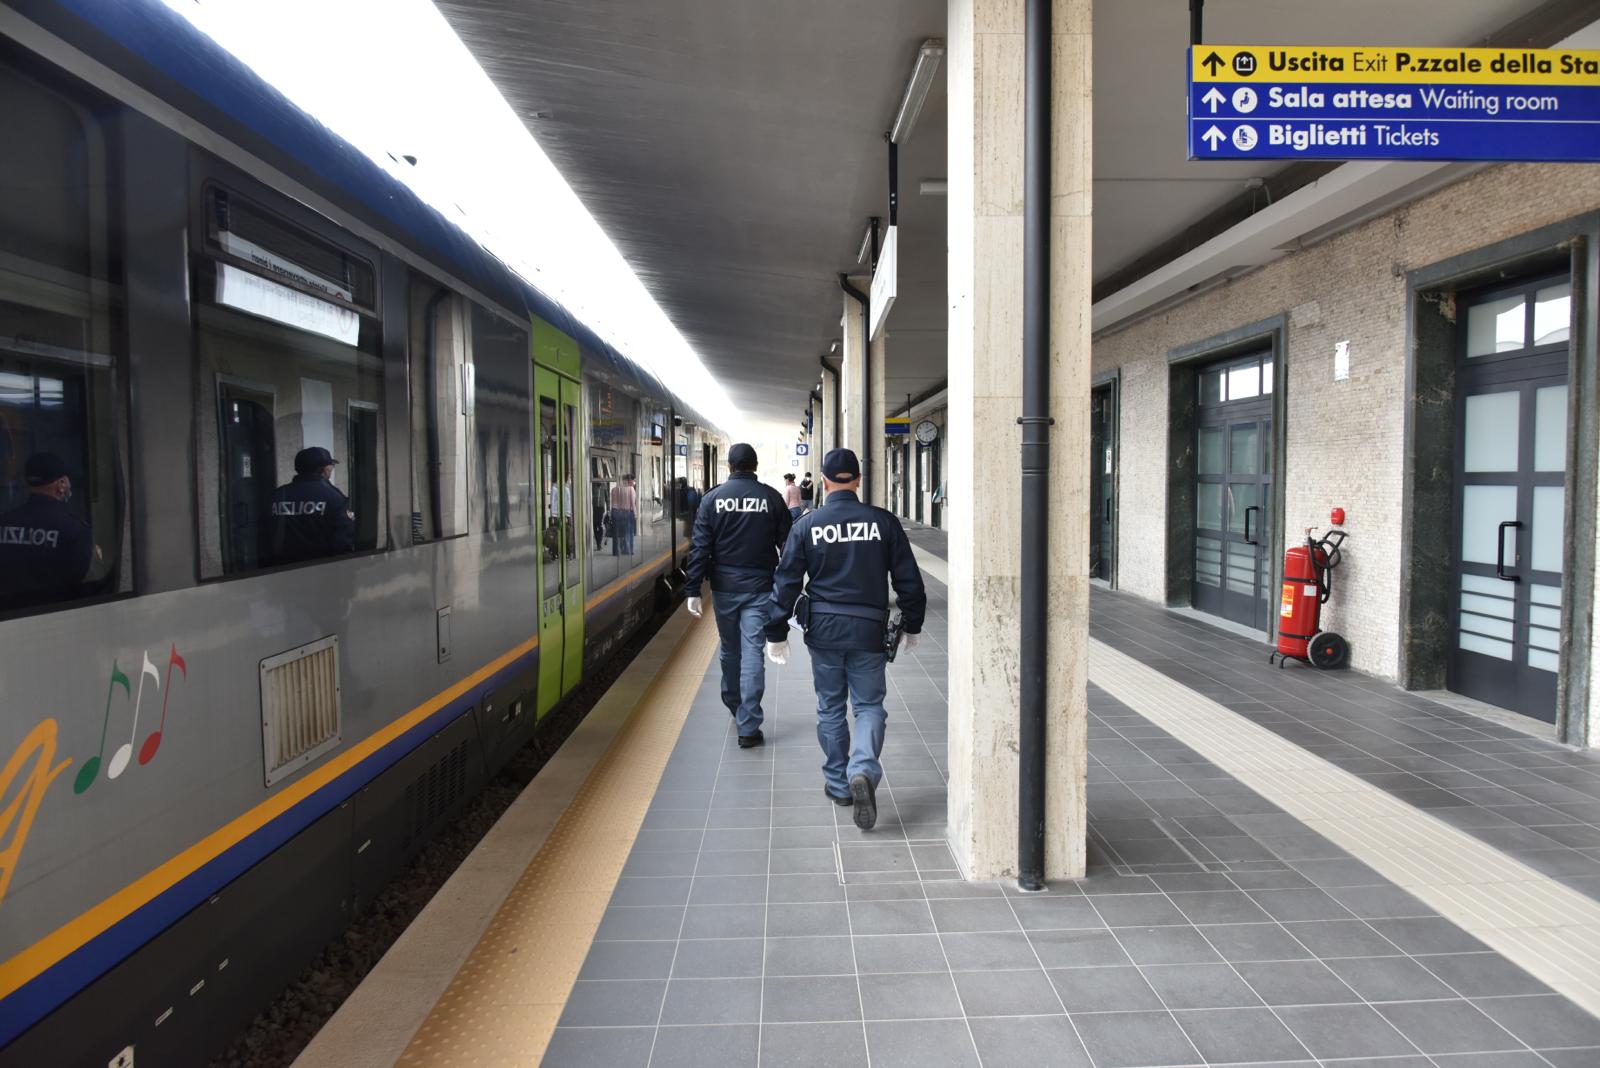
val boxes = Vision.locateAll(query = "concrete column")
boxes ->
[819,363,839,453]
[841,281,869,472]
[945,0,1091,882]
[869,328,889,508]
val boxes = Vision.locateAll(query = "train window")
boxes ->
[195,259,385,577]
[645,409,669,524]
[470,304,531,533]
[408,276,469,542]
[0,60,129,614]
[537,395,560,595]
[589,384,638,589]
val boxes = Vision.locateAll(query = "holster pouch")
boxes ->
[884,611,904,663]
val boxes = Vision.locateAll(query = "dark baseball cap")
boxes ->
[23,452,70,485]
[821,448,860,481]
[294,446,339,474]
[728,443,757,469]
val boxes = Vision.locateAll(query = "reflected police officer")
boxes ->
[269,446,356,564]
[0,452,96,608]
[684,443,793,748]
[765,447,925,830]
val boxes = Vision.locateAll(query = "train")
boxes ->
[0,1,726,1063]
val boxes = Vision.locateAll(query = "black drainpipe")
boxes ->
[1017,0,1052,893]
[819,356,842,450]
[1190,0,1204,46]
[839,275,871,496]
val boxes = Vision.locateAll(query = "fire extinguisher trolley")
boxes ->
[1270,525,1350,669]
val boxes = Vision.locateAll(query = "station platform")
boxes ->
[299,539,1600,1068]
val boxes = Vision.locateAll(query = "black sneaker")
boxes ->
[824,788,853,807]
[849,773,877,830]
[738,729,764,749]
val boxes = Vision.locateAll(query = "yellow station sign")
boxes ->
[1193,45,1600,86]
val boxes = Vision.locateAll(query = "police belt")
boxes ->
[808,601,889,623]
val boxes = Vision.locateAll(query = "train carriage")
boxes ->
[0,1,725,1063]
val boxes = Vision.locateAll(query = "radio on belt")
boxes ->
[1269,511,1350,671]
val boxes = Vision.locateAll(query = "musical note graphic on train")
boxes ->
[138,645,188,766]
[107,652,160,781]
[0,719,72,907]
[73,660,130,795]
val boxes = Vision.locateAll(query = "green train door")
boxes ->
[533,320,585,716]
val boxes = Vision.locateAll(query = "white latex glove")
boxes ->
[686,596,703,618]
[765,640,790,665]
[903,632,921,654]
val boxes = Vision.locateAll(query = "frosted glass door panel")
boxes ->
[1463,391,1519,472]
[1460,486,1517,564]
[1531,485,1564,574]
[1533,385,1567,472]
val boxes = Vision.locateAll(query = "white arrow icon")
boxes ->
[1201,87,1225,113]
[1202,126,1226,151]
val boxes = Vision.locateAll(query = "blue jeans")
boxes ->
[714,589,770,736]
[809,647,887,795]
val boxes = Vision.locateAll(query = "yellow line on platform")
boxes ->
[395,611,718,1067]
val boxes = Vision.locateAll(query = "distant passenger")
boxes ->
[782,472,803,520]
[765,448,925,830]
[609,474,637,555]
[0,452,96,609]
[799,472,815,512]
[267,446,356,565]
[684,443,792,748]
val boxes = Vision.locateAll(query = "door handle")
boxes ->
[1243,505,1259,545]
[1496,520,1522,582]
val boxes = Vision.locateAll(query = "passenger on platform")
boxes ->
[0,452,97,609]
[684,443,792,749]
[765,448,925,830]
[609,473,637,555]
[782,472,803,520]
[799,472,814,512]
[267,446,356,565]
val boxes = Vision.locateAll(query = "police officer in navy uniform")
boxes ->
[0,452,96,609]
[765,447,925,830]
[684,443,793,748]
[268,446,356,565]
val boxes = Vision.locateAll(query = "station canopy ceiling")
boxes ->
[439,0,1557,428]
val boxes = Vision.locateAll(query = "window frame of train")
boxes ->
[532,317,585,715]
[188,161,387,580]
[0,48,134,618]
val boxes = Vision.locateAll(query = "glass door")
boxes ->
[1090,385,1116,582]
[1450,278,1570,722]
[560,376,585,692]
[1193,354,1273,631]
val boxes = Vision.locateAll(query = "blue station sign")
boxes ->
[1188,45,1600,162]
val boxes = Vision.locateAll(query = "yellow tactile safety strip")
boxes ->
[397,614,719,1067]
[1090,637,1600,1018]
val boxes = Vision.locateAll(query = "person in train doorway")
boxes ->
[799,472,814,513]
[610,473,637,555]
[765,448,925,830]
[267,446,356,565]
[684,443,793,749]
[782,472,803,520]
[0,452,97,609]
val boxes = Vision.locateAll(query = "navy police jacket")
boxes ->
[269,474,356,564]
[684,471,793,597]
[766,490,926,651]
[0,494,94,607]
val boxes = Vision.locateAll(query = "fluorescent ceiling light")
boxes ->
[919,179,947,196]
[889,39,944,144]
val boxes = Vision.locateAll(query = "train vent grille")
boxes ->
[260,636,342,787]
[403,741,469,848]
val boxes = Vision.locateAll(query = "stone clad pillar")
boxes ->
[819,362,838,453]
[945,0,1091,881]
[869,328,889,507]
[841,281,869,473]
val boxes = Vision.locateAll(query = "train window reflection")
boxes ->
[471,304,531,534]
[0,61,128,614]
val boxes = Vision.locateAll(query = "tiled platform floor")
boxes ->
[545,566,1600,1066]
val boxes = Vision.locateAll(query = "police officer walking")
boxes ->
[0,452,96,609]
[268,446,356,565]
[684,443,792,748]
[765,448,925,830]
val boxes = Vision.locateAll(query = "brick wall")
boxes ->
[1093,163,1600,680]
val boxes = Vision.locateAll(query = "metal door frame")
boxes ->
[1193,355,1273,631]
[1090,370,1120,588]
[1448,273,1571,723]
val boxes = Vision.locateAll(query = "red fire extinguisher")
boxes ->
[1270,525,1350,669]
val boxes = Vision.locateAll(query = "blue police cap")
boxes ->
[24,452,70,485]
[728,443,757,469]
[295,446,339,474]
[822,448,860,481]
